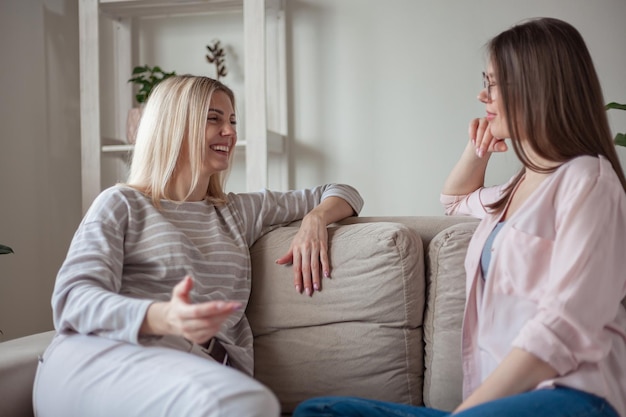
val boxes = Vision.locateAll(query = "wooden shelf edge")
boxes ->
[100,133,285,154]
[99,0,243,18]
[102,144,134,153]
[102,140,250,154]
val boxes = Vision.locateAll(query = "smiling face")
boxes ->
[202,90,237,177]
[480,62,510,140]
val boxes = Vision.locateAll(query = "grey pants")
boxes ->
[33,333,280,417]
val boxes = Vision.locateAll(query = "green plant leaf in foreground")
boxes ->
[606,102,626,147]
[606,102,626,111]
[614,133,626,147]
[0,244,14,255]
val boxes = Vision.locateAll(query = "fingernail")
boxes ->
[324,270,330,278]
[313,283,319,291]
[476,149,484,158]
[305,288,312,297]
[295,285,301,293]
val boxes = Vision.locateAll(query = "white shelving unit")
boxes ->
[78,0,289,213]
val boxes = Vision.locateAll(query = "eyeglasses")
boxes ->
[482,71,497,101]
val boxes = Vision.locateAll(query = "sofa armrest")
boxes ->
[0,331,55,417]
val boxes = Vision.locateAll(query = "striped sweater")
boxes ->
[52,184,363,375]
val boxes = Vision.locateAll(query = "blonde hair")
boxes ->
[124,75,236,207]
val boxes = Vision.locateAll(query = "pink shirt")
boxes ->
[441,155,626,416]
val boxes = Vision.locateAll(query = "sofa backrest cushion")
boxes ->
[248,222,426,413]
[423,221,478,411]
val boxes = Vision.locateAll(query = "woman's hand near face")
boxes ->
[442,118,509,196]
[470,117,508,158]
[140,276,241,344]
[275,211,329,297]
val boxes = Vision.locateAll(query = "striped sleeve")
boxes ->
[51,189,152,344]
[229,183,363,246]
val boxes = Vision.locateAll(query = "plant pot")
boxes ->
[126,107,143,144]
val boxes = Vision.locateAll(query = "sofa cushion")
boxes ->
[423,221,477,411]
[0,330,55,417]
[248,222,425,413]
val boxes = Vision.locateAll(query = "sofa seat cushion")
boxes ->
[248,222,426,413]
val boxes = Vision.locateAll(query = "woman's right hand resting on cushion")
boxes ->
[139,276,241,344]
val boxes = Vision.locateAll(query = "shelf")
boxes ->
[99,0,244,18]
[102,144,134,153]
[100,135,283,154]
[102,140,254,153]
[98,0,287,18]
[79,0,289,213]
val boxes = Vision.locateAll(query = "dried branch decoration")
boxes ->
[206,40,228,80]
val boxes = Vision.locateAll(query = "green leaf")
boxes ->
[614,133,626,147]
[132,65,148,74]
[0,244,14,255]
[606,102,626,111]
[128,65,176,105]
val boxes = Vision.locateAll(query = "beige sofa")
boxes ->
[0,216,479,417]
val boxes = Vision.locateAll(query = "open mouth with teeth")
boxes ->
[210,144,230,155]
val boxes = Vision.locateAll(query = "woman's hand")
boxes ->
[442,118,508,196]
[274,196,355,297]
[470,117,508,158]
[275,211,330,297]
[141,276,241,344]
[452,348,557,414]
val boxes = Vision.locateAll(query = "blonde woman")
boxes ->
[33,75,363,417]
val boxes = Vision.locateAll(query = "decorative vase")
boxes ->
[126,107,143,144]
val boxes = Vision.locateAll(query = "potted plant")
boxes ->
[607,102,626,146]
[126,65,176,143]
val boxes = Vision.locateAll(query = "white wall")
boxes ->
[287,0,626,216]
[0,0,625,340]
[0,0,81,341]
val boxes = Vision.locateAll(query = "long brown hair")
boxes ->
[487,17,626,211]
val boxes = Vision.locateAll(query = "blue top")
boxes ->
[480,221,506,278]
